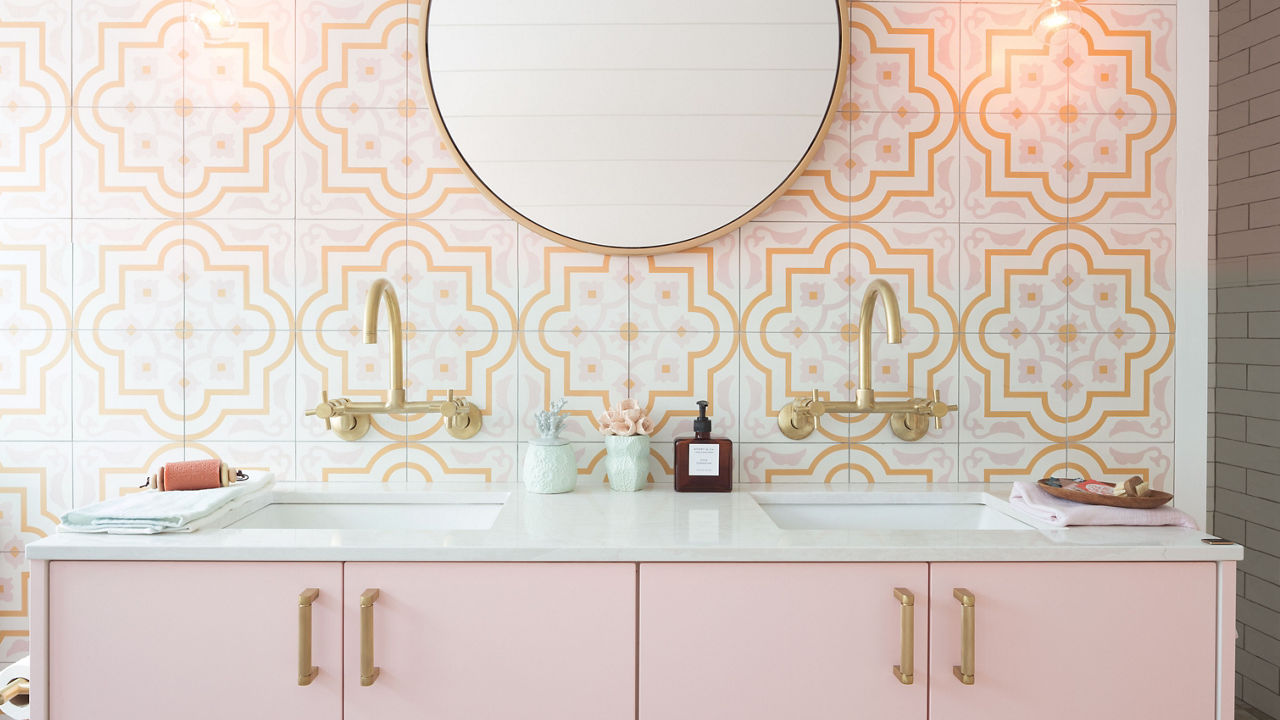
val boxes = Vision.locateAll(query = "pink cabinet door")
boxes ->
[47,561,342,720]
[929,562,1218,720]
[343,562,635,720]
[640,563,929,720]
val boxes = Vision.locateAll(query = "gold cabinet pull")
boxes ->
[298,588,320,686]
[360,588,381,686]
[952,588,975,685]
[892,587,915,685]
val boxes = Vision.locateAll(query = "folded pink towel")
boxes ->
[1009,482,1198,529]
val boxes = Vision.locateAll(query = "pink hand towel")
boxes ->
[1009,481,1198,529]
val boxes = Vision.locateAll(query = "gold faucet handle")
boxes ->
[439,389,462,419]
[929,390,960,429]
[307,391,346,430]
[800,389,826,417]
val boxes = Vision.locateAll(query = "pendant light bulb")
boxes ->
[1033,0,1081,44]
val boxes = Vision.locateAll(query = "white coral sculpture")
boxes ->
[535,397,570,440]
[598,398,654,437]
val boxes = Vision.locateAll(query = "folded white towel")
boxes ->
[58,473,275,534]
[1009,481,1198,529]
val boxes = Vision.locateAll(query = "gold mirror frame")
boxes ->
[418,0,849,256]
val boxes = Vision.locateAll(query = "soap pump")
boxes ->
[674,400,733,492]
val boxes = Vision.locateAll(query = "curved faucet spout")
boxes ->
[857,278,903,408]
[364,278,405,408]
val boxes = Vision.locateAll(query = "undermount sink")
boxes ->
[227,495,507,531]
[752,493,1031,531]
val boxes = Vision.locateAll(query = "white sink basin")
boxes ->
[227,497,506,531]
[752,493,1030,531]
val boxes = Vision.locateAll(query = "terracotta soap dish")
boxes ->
[1037,478,1173,509]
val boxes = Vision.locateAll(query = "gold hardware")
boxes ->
[305,278,483,440]
[953,587,975,685]
[0,677,29,708]
[892,587,914,685]
[776,279,958,441]
[298,588,320,686]
[360,588,381,686]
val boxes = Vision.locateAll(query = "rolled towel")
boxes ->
[58,473,275,534]
[1009,481,1198,529]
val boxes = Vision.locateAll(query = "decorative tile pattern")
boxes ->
[1,0,1188,655]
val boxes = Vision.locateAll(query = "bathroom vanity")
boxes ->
[25,484,1239,720]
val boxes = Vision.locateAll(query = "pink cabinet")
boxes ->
[46,561,343,720]
[343,562,635,720]
[640,562,929,720]
[928,562,1219,720]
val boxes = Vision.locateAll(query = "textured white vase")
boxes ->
[523,440,577,494]
[605,435,649,492]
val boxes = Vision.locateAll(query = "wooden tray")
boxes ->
[1037,479,1173,509]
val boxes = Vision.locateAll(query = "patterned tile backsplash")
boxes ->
[0,0,1183,661]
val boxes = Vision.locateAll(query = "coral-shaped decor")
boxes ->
[598,398,655,437]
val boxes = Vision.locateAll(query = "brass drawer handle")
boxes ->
[892,587,914,685]
[360,588,381,686]
[298,588,320,686]
[953,588,975,685]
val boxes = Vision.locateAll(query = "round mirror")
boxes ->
[420,0,847,255]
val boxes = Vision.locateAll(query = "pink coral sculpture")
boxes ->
[598,398,654,437]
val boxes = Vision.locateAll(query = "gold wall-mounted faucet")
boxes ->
[778,278,958,441]
[306,278,483,440]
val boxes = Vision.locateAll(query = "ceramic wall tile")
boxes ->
[517,228,629,334]
[404,91,506,221]
[1066,115,1176,224]
[851,443,958,483]
[957,442,1068,483]
[183,219,296,332]
[0,1,70,102]
[183,107,295,218]
[1066,224,1175,335]
[72,0,185,109]
[960,4,1071,115]
[627,232,740,334]
[740,331,854,444]
[73,219,186,331]
[0,442,72,558]
[72,107,185,218]
[850,2,961,113]
[0,331,71,442]
[1065,332,1174,442]
[295,219,406,331]
[0,106,70,219]
[404,330,519,442]
[403,219,519,333]
[625,331,740,443]
[406,442,517,483]
[740,222,853,335]
[517,331,631,443]
[73,329,186,442]
[295,441,408,483]
[296,0,411,109]
[960,332,1070,443]
[850,111,961,222]
[960,223,1070,335]
[296,106,407,218]
[0,220,72,330]
[183,0,295,108]
[1067,5,1176,116]
[739,443,851,484]
[183,329,295,441]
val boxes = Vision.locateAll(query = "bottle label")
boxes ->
[689,444,720,476]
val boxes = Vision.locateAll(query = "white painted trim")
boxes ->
[1175,0,1210,528]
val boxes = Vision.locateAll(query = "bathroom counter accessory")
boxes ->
[27,482,1240,563]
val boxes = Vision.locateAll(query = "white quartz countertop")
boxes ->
[26,482,1242,562]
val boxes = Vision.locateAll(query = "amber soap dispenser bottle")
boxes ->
[674,401,733,492]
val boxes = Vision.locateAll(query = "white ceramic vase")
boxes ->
[523,439,577,494]
[604,435,649,492]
